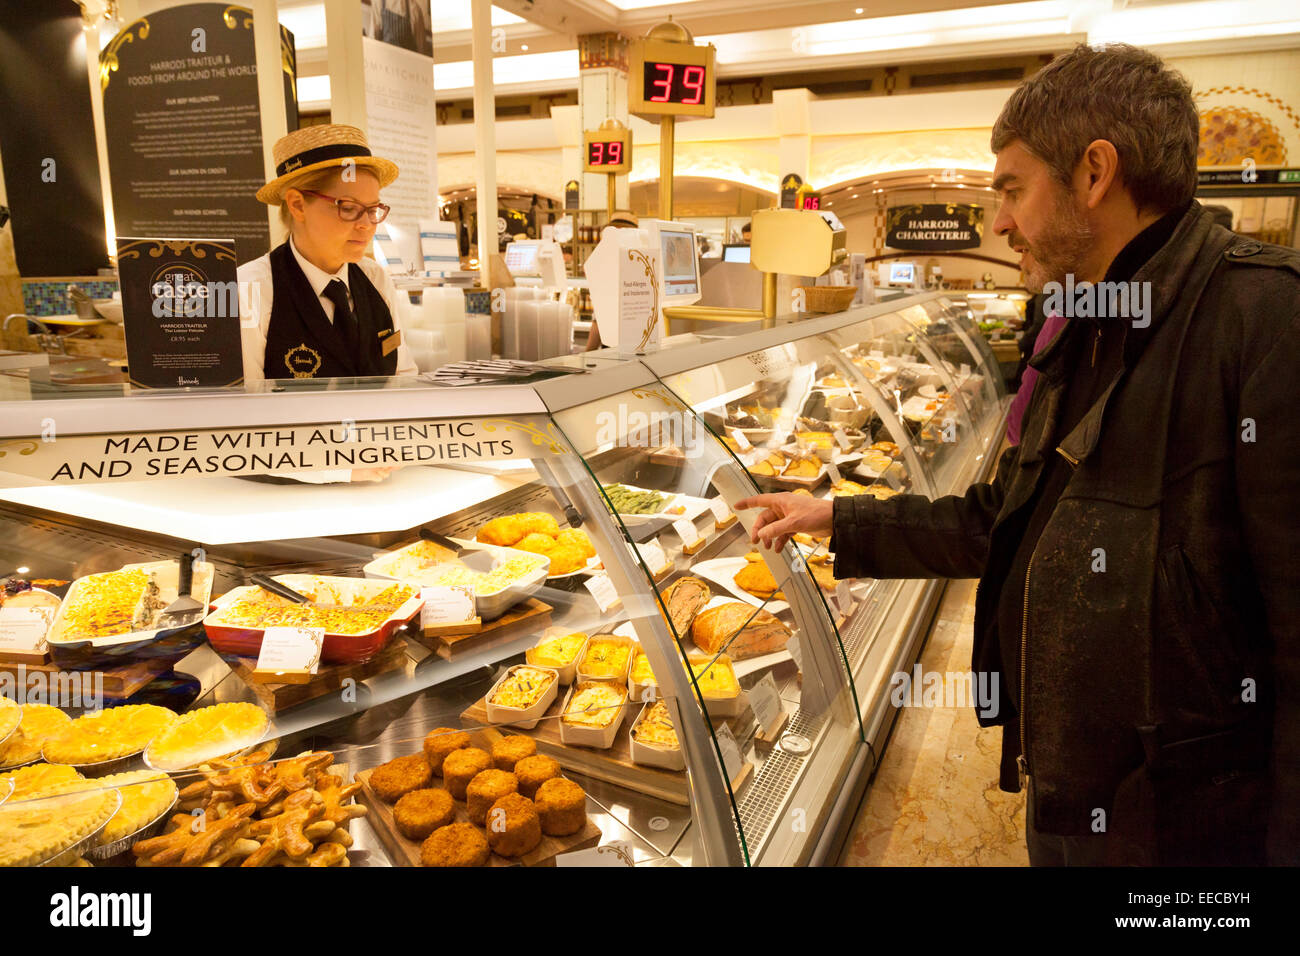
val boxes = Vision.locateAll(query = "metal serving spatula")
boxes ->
[155,552,204,629]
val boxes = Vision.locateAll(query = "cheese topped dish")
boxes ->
[218,582,415,635]
[579,639,632,679]
[430,555,547,595]
[687,656,740,698]
[59,568,151,640]
[630,652,656,686]
[562,682,626,729]
[633,701,679,750]
[490,666,557,710]
[795,431,835,449]
[530,632,587,668]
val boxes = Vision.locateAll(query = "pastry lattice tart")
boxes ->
[0,704,72,769]
[0,786,119,866]
[0,698,21,746]
[144,702,269,771]
[0,762,84,800]
[42,704,177,765]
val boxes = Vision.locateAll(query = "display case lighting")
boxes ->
[15,567,30,575]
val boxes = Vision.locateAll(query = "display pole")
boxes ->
[252,0,289,242]
[606,172,616,220]
[658,114,675,221]
[83,15,117,260]
[470,0,497,292]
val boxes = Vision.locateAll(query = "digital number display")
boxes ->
[587,140,625,167]
[801,194,821,210]
[643,62,708,105]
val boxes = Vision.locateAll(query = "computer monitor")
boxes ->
[888,262,916,285]
[658,228,699,296]
[504,241,541,276]
[504,239,566,287]
[722,243,752,264]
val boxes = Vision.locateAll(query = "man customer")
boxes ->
[736,43,1298,866]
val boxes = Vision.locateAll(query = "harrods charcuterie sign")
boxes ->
[885,203,984,251]
[0,417,570,487]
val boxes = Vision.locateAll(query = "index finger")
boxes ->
[733,493,787,511]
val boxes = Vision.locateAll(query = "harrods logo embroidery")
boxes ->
[284,343,322,378]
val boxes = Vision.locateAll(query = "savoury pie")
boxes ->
[144,702,269,771]
[0,704,72,769]
[42,704,177,765]
[0,786,120,866]
[0,698,22,746]
[94,770,178,845]
[0,762,84,800]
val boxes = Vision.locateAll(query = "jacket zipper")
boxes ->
[1017,546,1037,791]
[1091,325,1101,367]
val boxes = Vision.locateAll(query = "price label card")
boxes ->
[255,626,323,675]
[584,574,621,612]
[729,428,752,451]
[637,538,668,573]
[0,607,51,654]
[750,672,782,730]
[787,635,803,670]
[826,461,843,485]
[672,518,702,548]
[836,579,853,615]
[556,840,635,867]
[707,497,732,524]
[420,585,476,627]
[833,428,852,451]
[715,723,744,781]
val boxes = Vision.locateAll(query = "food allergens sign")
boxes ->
[885,203,984,251]
[0,417,569,487]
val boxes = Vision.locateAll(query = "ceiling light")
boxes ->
[521,43,529,50]
[855,7,863,13]
[851,193,858,198]
[16,566,29,574]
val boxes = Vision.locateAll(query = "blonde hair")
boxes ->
[277,167,348,231]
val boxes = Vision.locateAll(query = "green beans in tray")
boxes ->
[604,483,670,515]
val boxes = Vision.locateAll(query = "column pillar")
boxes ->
[577,32,629,211]
[773,87,812,197]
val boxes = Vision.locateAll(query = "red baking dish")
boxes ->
[202,574,424,665]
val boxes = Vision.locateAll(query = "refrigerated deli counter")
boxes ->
[0,293,1006,867]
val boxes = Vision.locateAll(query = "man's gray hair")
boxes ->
[991,44,1199,214]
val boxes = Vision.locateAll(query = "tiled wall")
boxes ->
[20,279,119,317]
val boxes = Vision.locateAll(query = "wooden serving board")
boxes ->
[354,765,600,867]
[227,638,409,713]
[460,697,700,806]
[407,598,552,660]
[0,656,172,700]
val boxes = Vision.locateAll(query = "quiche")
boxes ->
[562,682,626,729]
[144,703,269,771]
[578,638,632,680]
[0,704,72,769]
[529,633,587,669]
[0,762,83,800]
[57,568,151,640]
[42,704,177,766]
[630,652,656,686]
[633,700,679,751]
[687,655,740,699]
[0,697,20,745]
[490,666,557,710]
[0,786,119,867]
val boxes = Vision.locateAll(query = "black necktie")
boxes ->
[323,278,359,351]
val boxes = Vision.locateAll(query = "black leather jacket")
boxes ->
[831,203,1300,864]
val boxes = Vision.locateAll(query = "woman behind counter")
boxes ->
[238,124,416,389]
[238,125,416,483]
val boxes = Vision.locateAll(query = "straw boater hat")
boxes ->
[256,124,399,205]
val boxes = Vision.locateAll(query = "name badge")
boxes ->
[380,329,402,356]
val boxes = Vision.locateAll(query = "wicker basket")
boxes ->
[797,285,858,315]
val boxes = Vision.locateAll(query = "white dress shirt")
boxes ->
[236,236,417,390]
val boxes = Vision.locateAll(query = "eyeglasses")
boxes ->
[300,190,391,224]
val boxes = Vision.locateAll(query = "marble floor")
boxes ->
[838,577,1029,866]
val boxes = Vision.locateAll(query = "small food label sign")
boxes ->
[585,574,621,613]
[117,237,245,389]
[255,626,323,677]
[0,607,52,655]
[420,585,476,627]
[619,247,661,354]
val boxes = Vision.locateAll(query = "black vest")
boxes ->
[264,241,399,380]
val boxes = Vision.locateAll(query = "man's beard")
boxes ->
[1016,189,1094,293]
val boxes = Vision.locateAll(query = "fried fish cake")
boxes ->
[490,734,537,772]
[517,512,560,538]
[485,792,541,858]
[477,515,526,547]
[422,727,471,776]
[393,788,455,840]
[420,822,490,867]
[514,533,557,555]
[466,769,518,826]
[556,528,596,559]
[370,754,432,804]
[534,777,587,837]
[442,747,492,800]
[513,754,561,800]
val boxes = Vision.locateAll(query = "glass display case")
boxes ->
[0,292,1005,868]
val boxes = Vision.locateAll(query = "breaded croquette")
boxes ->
[442,747,493,800]
[513,754,561,799]
[370,753,432,803]
[485,792,541,858]
[490,734,537,772]
[466,769,518,826]
[422,727,471,776]
[420,822,490,867]
[534,777,587,837]
[393,788,455,840]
